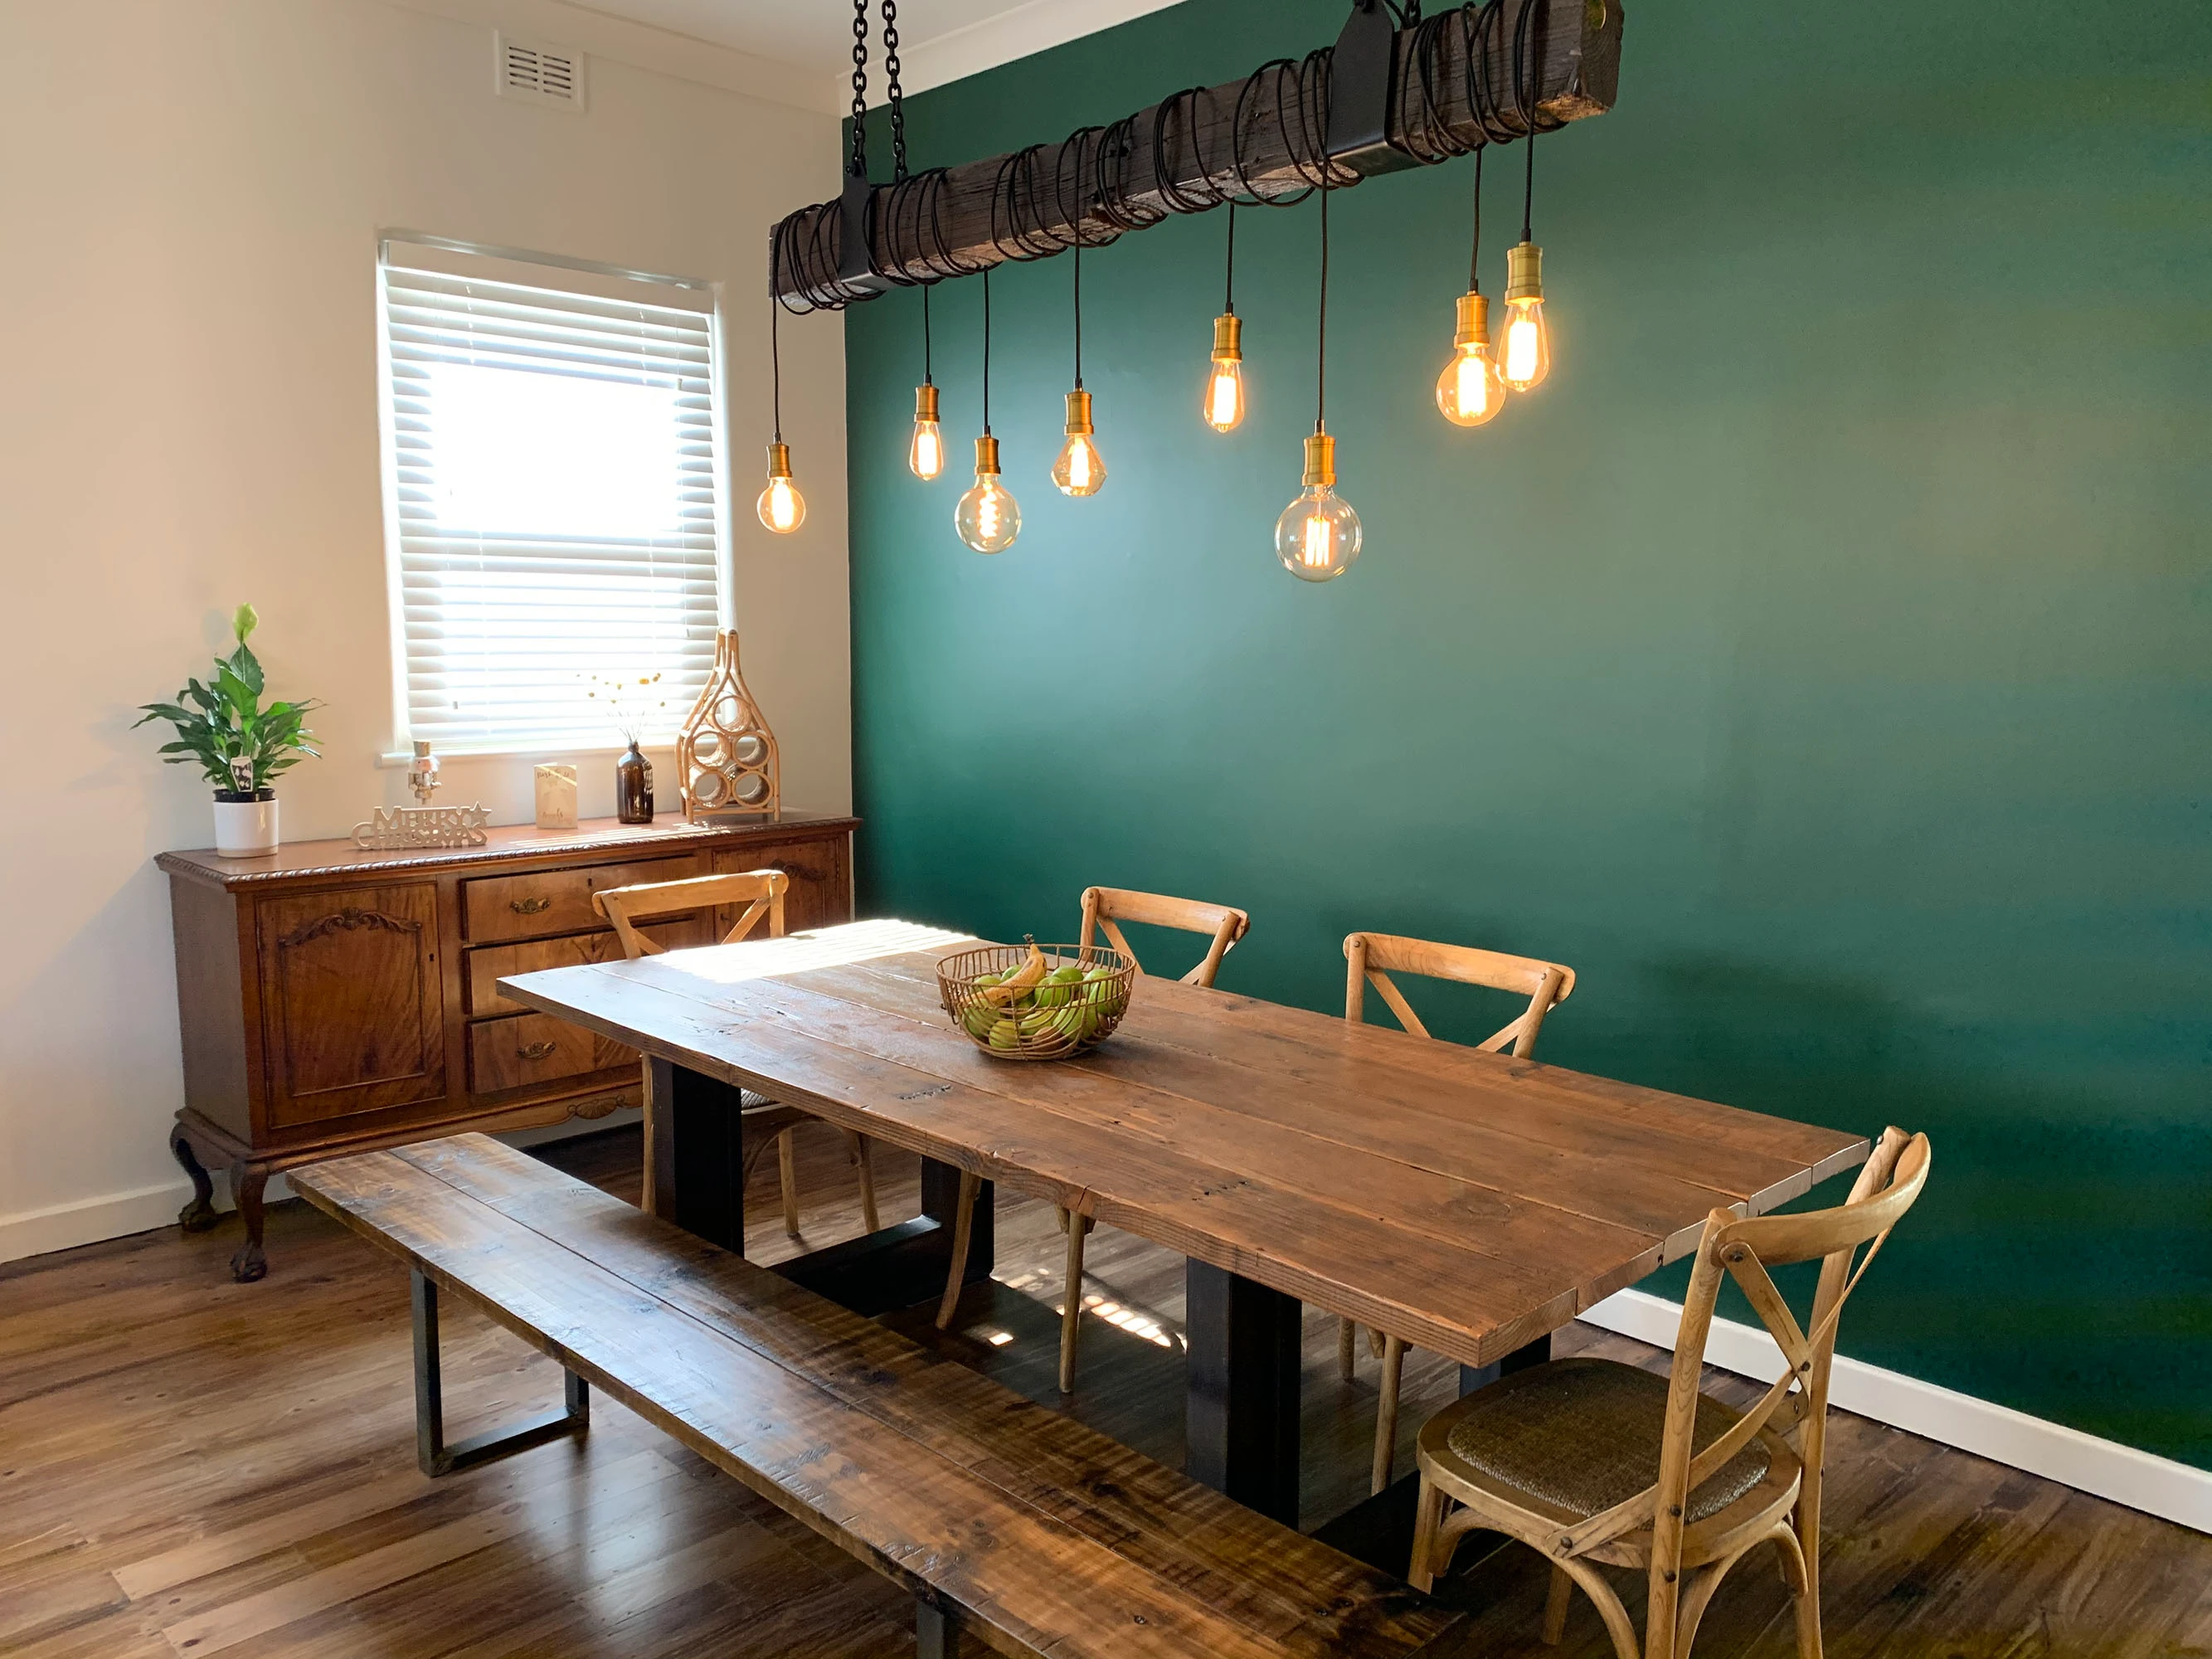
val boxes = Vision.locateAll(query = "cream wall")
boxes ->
[0,0,850,1259]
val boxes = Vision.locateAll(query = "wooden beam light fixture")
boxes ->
[768,0,1622,312]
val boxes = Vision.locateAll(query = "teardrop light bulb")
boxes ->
[1435,292,1509,426]
[908,383,945,481]
[1051,389,1106,498]
[1203,313,1247,432]
[1500,241,1552,392]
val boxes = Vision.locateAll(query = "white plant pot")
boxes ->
[213,795,280,858]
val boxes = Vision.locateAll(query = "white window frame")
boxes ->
[373,232,730,763]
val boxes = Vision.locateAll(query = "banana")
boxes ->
[984,941,1051,1006]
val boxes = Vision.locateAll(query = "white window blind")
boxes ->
[379,245,720,753]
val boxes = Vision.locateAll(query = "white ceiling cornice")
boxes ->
[377,0,1192,116]
[375,0,847,115]
[896,0,1189,98]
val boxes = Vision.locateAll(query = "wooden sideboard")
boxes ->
[157,815,857,1280]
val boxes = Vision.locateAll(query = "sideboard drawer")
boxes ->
[468,1011,633,1094]
[464,916,711,1017]
[463,855,704,943]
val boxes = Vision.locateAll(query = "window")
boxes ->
[378,238,721,755]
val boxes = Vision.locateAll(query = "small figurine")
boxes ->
[406,739,440,806]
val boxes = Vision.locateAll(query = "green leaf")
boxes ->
[224,642,265,698]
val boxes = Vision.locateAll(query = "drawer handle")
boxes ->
[510,896,553,915]
[518,1040,558,1060]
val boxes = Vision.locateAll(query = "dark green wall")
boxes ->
[841,0,2212,1465]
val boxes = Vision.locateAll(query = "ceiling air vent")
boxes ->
[496,32,586,112]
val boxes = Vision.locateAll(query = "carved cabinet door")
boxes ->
[714,838,853,936]
[255,883,446,1129]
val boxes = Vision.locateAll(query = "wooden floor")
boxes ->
[4,1125,2207,1659]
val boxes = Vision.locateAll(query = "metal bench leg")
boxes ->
[915,1598,966,1658]
[412,1268,589,1477]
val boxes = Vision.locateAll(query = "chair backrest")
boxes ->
[592,869,789,961]
[1078,887,1249,988]
[1559,1126,1931,1647]
[1342,932,1576,1058]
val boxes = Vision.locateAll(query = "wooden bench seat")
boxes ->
[290,1134,1466,1659]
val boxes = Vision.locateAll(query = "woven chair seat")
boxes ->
[1438,1359,1771,1525]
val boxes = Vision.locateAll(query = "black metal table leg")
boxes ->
[1184,1260,1302,1525]
[650,1057,747,1251]
[915,1597,968,1657]
[413,1269,588,1477]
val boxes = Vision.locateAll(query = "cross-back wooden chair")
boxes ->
[593,870,878,1239]
[1409,1126,1932,1659]
[1343,930,1577,1494]
[936,886,1251,1394]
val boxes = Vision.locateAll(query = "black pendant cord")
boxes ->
[1521,124,1536,242]
[1315,173,1330,435]
[770,297,784,444]
[1468,148,1484,292]
[848,0,869,179]
[981,267,993,436]
[921,285,933,387]
[1223,200,1237,315]
[1072,218,1083,391]
[881,0,908,182]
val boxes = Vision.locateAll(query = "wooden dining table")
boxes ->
[503,918,1866,1546]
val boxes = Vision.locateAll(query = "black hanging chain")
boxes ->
[848,0,869,179]
[882,0,909,183]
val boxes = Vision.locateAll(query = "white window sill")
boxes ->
[376,738,678,768]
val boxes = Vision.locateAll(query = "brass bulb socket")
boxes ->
[1453,290,1491,348]
[914,382,940,422]
[1505,240,1544,304]
[974,433,1001,475]
[765,440,793,480]
[1063,387,1095,435]
[1301,431,1337,489]
[1212,312,1243,362]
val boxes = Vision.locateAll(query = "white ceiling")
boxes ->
[562,0,1185,97]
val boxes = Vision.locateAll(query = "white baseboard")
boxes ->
[0,1180,197,1264]
[1579,1288,2212,1536]
[0,1112,641,1267]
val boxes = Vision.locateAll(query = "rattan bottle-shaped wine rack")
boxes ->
[676,630,780,821]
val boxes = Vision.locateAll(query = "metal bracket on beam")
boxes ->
[1326,0,1419,176]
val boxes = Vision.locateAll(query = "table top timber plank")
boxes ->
[500,922,1867,1370]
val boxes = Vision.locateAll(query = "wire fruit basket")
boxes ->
[936,939,1135,1060]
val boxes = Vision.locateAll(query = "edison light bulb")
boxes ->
[1500,241,1551,392]
[1435,291,1508,426]
[908,383,944,481]
[1051,389,1106,498]
[1274,431,1362,582]
[1203,313,1246,432]
[955,434,1021,553]
[756,441,805,533]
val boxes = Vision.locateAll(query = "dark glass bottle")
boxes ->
[615,741,654,824]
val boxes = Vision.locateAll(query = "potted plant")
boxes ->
[137,604,322,857]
